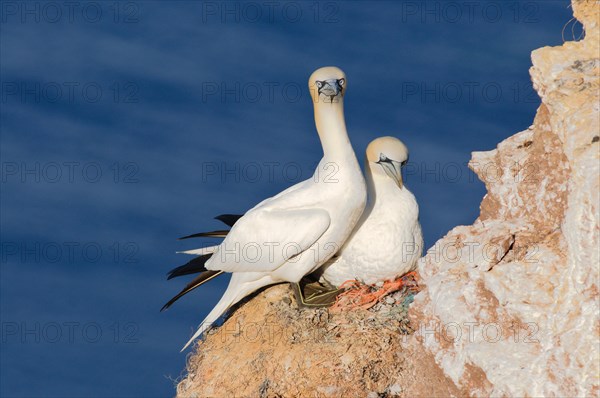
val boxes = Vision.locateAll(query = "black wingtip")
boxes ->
[161,270,223,311]
[177,230,229,240]
[177,233,201,240]
[177,233,200,240]
[160,296,178,311]
[214,214,243,227]
[166,254,212,280]
[166,272,177,281]
[160,297,178,311]
[161,291,181,312]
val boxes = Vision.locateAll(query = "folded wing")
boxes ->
[206,208,330,273]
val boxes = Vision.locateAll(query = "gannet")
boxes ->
[175,67,366,350]
[163,137,423,309]
[316,136,423,288]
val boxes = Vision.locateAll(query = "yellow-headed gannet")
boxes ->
[175,67,366,350]
[317,136,423,288]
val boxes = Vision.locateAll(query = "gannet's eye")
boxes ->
[338,78,345,87]
[379,154,388,162]
[316,81,323,88]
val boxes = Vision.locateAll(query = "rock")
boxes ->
[176,1,599,396]
[176,284,458,397]
[410,0,599,396]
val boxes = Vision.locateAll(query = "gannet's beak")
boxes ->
[378,159,403,188]
[316,78,345,102]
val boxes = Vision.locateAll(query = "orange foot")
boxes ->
[330,272,420,311]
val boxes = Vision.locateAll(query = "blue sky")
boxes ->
[1,1,573,396]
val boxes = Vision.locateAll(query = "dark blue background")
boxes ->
[1,1,573,396]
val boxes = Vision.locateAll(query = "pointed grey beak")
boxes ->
[378,159,403,188]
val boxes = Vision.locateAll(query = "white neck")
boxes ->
[365,161,403,204]
[313,100,353,159]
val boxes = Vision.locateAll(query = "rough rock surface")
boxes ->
[411,1,599,396]
[176,1,599,396]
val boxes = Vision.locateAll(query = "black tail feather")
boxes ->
[166,254,212,280]
[161,270,224,311]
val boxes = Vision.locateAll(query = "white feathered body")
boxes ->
[319,171,423,287]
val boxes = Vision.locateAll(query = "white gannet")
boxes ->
[316,136,423,289]
[163,137,423,309]
[174,67,366,350]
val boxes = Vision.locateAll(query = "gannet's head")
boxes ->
[366,136,409,188]
[309,66,346,104]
